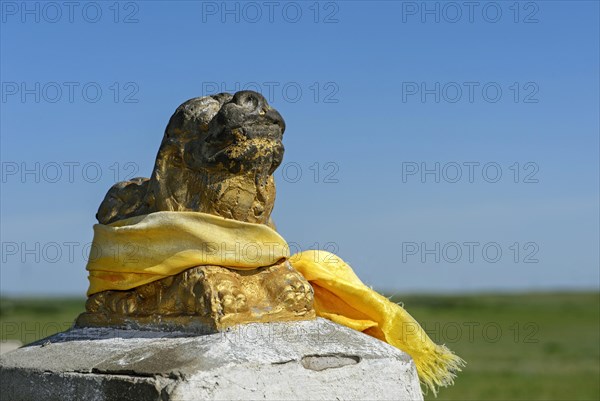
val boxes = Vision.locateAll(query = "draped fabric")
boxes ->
[86,211,464,395]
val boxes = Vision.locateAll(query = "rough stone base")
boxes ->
[0,318,423,401]
[0,340,22,355]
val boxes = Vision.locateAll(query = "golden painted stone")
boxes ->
[76,91,315,331]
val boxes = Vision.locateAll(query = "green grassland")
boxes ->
[1,292,598,400]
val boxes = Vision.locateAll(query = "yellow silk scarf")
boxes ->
[86,211,464,395]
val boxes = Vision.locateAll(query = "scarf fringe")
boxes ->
[415,343,466,397]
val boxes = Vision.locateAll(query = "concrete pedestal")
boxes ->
[0,318,423,401]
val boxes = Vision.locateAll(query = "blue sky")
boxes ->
[1,1,598,296]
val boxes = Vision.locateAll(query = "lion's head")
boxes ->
[97,91,285,225]
[162,91,285,176]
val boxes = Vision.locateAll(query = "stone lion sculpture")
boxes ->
[77,91,315,331]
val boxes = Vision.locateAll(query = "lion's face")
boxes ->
[166,91,285,176]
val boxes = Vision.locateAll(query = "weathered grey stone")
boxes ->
[0,340,22,355]
[0,318,423,401]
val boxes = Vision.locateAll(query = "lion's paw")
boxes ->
[277,272,314,313]
[215,279,248,314]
